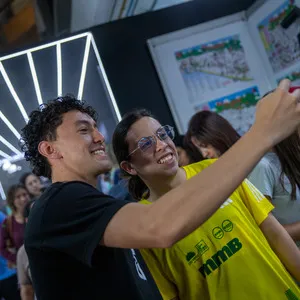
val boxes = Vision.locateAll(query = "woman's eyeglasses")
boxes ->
[128,125,175,157]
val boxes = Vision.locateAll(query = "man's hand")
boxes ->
[253,79,300,147]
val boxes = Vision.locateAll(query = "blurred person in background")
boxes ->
[0,185,30,267]
[173,135,197,166]
[108,178,134,202]
[0,201,11,216]
[19,173,43,200]
[249,132,300,245]
[248,91,300,245]
[0,211,21,300]
[185,110,240,160]
[17,200,35,300]
[100,172,112,194]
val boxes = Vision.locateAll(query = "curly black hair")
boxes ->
[20,95,98,179]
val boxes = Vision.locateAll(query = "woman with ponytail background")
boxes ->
[184,110,240,160]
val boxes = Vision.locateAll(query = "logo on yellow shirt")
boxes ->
[199,238,243,278]
[186,240,209,265]
[212,219,234,239]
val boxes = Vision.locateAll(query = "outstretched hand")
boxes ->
[253,79,300,146]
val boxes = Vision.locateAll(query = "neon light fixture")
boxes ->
[27,52,43,105]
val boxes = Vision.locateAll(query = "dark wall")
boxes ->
[91,0,256,131]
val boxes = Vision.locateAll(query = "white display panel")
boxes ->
[248,0,300,86]
[149,1,300,134]
[148,13,272,134]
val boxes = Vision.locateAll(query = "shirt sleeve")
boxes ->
[0,218,16,263]
[35,182,129,267]
[248,159,276,198]
[17,246,31,285]
[238,179,274,226]
[140,248,177,300]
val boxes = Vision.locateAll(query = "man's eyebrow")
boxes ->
[74,120,97,127]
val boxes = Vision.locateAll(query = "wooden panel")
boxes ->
[3,2,36,43]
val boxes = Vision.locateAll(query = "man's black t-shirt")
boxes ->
[25,181,162,300]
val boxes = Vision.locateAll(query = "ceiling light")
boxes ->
[90,35,121,121]
[0,150,12,160]
[0,32,90,62]
[77,34,91,100]
[27,52,43,105]
[0,181,6,200]
[57,43,62,96]
[0,135,22,156]
[0,110,21,139]
[2,160,10,171]
[7,164,17,174]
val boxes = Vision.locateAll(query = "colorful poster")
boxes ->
[277,67,300,85]
[175,35,253,103]
[258,0,300,73]
[194,86,260,135]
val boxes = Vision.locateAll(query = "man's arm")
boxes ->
[102,80,300,249]
[17,246,34,300]
[260,214,300,281]
[20,285,34,300]
[283,222,300,242]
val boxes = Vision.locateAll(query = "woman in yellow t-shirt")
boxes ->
[112,109,300,300]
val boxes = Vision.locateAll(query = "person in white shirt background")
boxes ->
[249,129,300,245]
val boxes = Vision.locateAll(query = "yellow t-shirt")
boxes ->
[140,160,300,300]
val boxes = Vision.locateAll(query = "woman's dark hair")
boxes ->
[7,184,27,212]
[174,135,203,164]
[19,172,32,186]
[262,89,300,200]
[185,111,240,159]
[112,109,154,200]
[173,135,184,148]
[19,172,40,187]
[274,131,300,200]
[20,95,97,178]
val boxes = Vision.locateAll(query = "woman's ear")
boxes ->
[120,161,138,176]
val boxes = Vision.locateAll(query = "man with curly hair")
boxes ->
[21,80,300,300]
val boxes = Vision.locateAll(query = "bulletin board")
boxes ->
[148,0,300,134]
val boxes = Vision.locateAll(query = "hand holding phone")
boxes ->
[289,86,300,93]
